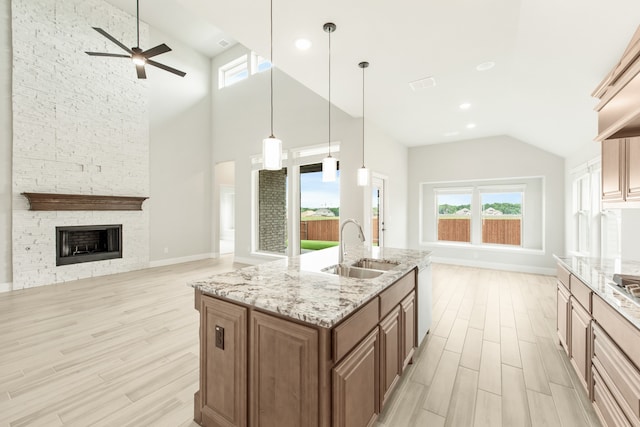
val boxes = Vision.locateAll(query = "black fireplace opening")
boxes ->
[56,224,122,266]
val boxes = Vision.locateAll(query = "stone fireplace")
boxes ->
[56,225,122,266]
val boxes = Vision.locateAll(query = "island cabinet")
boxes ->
[194,269,418,427]
[557,265,571,356]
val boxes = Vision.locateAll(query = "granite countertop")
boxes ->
[189,246,431,328]
[555,255,640,330]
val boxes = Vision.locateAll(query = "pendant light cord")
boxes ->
[328,27,332,157]
[361,64,365,168]
[269,0,274,137]
[136,0,140,48]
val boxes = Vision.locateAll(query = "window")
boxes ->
[573,173,591,254]
[251,52,272,74]
[299,163,340,253]
[436,190,472,243]
[571,159,606,258]
[420,177,543,251]
[480,188,523,246]
[218,55,248,89]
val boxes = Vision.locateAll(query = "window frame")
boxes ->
[434,187,474,244]
[218,54,249,89]
[478,185,525,248]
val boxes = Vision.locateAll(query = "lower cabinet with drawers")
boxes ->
[195,269,418,427]
[556,262,640,427]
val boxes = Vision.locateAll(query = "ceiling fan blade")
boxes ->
[142,43,171,59]
[85,52,131,58]
[147,59,186,77]
[91,27,133,54]
[136,64,147,79]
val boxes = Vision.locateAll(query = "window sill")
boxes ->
[420,241,545,255]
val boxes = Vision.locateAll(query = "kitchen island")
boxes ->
[189,246,431,427]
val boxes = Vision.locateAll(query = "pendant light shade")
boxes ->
[262,0,282,170]
[263,136,282,170]
[322,156,338,182]
[357,61,370,187]
[322,22,337,182]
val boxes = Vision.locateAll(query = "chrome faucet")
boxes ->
[339,219,366,264]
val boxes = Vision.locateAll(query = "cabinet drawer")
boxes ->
[557,264,571,290]
[593,295,640,370]
[593,323,640,421]
[593,367,633,427]
[380,271,415,318]
[570,275,592,313]
[333,298,379,362]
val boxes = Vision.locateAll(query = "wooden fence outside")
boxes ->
[300,217,380,243]
[437,217,521,246]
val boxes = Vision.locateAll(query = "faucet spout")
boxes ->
[339,218,366,264]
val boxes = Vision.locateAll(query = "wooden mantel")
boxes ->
[22,193,148,211]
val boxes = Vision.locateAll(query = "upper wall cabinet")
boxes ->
[602,137,640,207]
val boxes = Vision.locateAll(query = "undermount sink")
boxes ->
[321,264,384,279]
[351,258,400,271]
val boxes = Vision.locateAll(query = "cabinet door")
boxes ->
[401,292,416,370]
[602,138,625,202]
[557,283,570,356]
[570,298,591,391]
[333,328,379,427]
[200,296,247,427]
[250,311,318,427]
[379,306,401,407]
[626,137,640,201]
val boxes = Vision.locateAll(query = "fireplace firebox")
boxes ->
[56,225,122,266]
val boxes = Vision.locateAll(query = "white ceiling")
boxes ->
[107,0,640,158]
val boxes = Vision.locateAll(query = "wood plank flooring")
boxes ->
[0,260,601,426]
[376,264,601,427]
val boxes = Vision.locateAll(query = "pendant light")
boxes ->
[322,22,337,182]
[357,61,370,187]
[262,0,282,170]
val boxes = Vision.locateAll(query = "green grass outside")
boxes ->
[300,240,339,250]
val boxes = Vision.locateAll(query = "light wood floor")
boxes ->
[0,260,601,427]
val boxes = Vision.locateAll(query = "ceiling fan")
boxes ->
[85,0,186,79]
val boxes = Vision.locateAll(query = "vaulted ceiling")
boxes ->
[107,0,640,157]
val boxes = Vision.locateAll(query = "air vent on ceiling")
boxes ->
[218,39,230,48]
[409,76,436,91]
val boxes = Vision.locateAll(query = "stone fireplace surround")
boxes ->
[11,0,150,290]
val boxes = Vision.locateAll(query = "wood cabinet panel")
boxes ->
[593,368,633,427]
[570,297,591,391]
[627,137,640,201]
[557,264,571,290]
[593,295,640,370]
[401,292,416,370]
[379,271,415,318]
[333,328,379,427]
[557,283,570,356]
[333,298,379,362]
[199,296,247,427]
[593,323,640,421]
[602,139,626,202]
[250,312,319,427]
[570,275,593,313]
[379,307,401,407]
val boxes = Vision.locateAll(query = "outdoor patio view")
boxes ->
[437,191,522,246]
[300,164,340,252]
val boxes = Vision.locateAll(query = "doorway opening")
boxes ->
[372,175,386,247]
[216,161,235,255]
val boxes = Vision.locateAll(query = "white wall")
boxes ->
[148,27,213,265]
[211,44,408,262]
[0,0,11,288]
[408,135,565,274]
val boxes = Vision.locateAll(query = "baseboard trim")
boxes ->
[431,256,555,276]
[0,282,13,293]
[149,253,218,268]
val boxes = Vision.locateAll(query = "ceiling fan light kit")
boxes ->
[85,0,186,79]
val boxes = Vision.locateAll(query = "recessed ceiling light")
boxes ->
[476,61,495,71]
[466,123,476,129]
[459,102,471,110]
[295,38,312,50]
[443,131,460,137]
